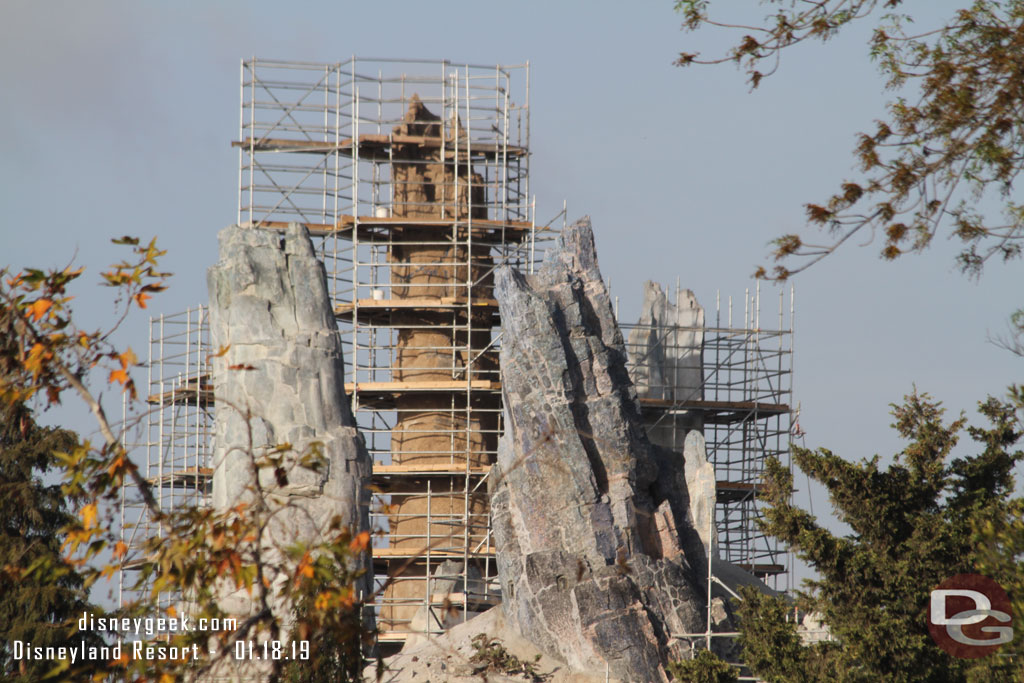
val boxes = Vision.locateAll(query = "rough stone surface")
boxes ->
[627,281,704,407]
[683,431,718,562]
[490,218,707,682]
[624,281,716,560]
[206,223,373,667]
[372,607,616,682]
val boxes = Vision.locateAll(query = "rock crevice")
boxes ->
[490,218,707,681]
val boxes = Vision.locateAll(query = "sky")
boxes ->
[2,1,1019,588]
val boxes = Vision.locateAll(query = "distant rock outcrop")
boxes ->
[489,218,708,682]
[627,281,704,406]
[206,223,373,672]
[626,280,705,449]
[626,283,717,561]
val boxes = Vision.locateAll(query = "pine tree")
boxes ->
[735,392,1022,682]
[0,400,100,681]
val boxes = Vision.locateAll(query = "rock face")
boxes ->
[626,282,717,561]
[371,606,615,683]
[626,281,705,450]
[683,431,718,562]
[627,281,704,406]
[207,223,373,635]
[490,218,707,682]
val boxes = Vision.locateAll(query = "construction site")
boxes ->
[119,57,795,651]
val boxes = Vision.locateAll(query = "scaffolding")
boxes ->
[120,57,795,649]
[120,306,213,607]
[620,284,794,587]
[234,57,552,647]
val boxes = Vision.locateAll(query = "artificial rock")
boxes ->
[490,218,708,682]
[206,223,373,656]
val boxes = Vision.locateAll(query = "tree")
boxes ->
[0,398,102,681]
[732,392,1022,681]
[674,1,1024,281]
[0,241,376,681]
[667,648,740,682]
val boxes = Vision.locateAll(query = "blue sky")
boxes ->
[2,1,1018,587]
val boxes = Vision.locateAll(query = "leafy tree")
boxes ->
[0,241,376,681]
[733,392,1022,681]
[0,398,102,681]
[674,0,1024,280]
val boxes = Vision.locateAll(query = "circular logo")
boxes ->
[928,574,1014,658]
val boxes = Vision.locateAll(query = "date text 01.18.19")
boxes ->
[234,640,310,661]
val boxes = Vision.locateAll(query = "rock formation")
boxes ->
[626,283,717,560]
[626,280,705,448]
[489,218,710,682]
[206,223,373,656]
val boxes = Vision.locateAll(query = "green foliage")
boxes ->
[0,242,376,682]
[0,400,103,681]
[675,1,1024,280]
[667,648,739,682]
[282,524,377,683]
[735,589,832,683]
[736,392,1022,681]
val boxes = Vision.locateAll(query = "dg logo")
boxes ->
[928,574,1014,658]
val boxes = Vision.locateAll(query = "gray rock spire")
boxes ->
[206,223,373,670]
[490,218,706,682]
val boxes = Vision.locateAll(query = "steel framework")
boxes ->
[237,58,548,646]
[119,306,213,608]
[119,58,795,649]
[621,284,794,586]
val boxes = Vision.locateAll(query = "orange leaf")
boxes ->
[107,454,127,477]
[349,530,371,553]
[109,367,129,385]
[119,348,138,367]
[113,541,128,559]
[28,299,53,321]
[134,292,151,309]
[81,502,97,530]
[25,343,49,376]
[296,552,314,580]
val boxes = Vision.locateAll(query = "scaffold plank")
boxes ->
[715,480,764,503]
[336,215,534,231]
[734,563,786,576]
[372,547,495,559]
[233,135,527,158]
[373,464,491,474]
[336,297,499,321]
[240,216,538,243]
[346,380,500,394]
[339,297,498,310]
[147,467,213,489]
[146,386,214,407]
[638,398,789,424]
